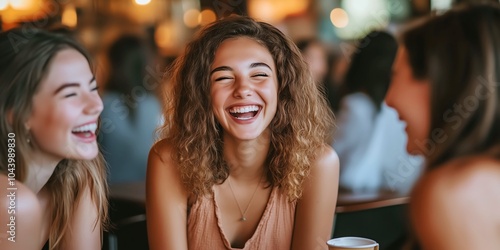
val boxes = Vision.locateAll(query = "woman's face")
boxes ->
[210,37,278,141]
[26,48,103,161]
[385,47,431,155]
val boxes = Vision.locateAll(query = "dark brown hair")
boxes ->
[402,3,500,167]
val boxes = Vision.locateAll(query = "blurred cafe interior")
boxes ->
[0,0,494,249]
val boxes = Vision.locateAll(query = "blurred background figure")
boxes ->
[297,38,329,84]
[297,38,341,120]
[99,34,162,184]
[332,30,423,193]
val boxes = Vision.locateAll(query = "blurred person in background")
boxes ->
[297,38,340,117]
[296,38,329,85]
[386,3,500,249]
[333,30,423,193]
[99,34,162,184]
[0,28,108,250]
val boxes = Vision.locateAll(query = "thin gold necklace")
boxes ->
[227,174,264,222]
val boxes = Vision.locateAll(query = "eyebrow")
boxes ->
[53,76,96,95]
[210,62,272,76]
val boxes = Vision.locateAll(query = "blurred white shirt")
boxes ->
[333,92,424,193]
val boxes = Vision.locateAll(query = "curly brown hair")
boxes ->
[158,16,335,201]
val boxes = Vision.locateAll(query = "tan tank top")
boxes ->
[187,187,296,250]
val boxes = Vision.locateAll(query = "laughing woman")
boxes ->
[385,3,500,249]
[0,29,108,250]
[147,16,339,250]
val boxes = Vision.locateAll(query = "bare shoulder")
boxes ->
[410,156,500,249]
[0,174,42,218]
[0,175,44,249]
[412,156,500,208]
[291,145,339,249]
[146,140,190,249]
[147,138,185,193]
[149,139,176,165]
[311,144,339,175]
[301,144,339,196]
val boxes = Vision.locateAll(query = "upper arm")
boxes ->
[0,176,44,250]
[291,146,339,250]
[59,185,101,250]
[146,141,189,250]
[411,162,500,250]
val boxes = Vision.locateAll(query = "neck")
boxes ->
[24,150,61,194]
[223,129,271,182]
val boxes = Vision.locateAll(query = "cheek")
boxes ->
[210,89,222,109]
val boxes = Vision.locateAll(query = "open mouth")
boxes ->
[71,123,97,138]
[228,105,261,121]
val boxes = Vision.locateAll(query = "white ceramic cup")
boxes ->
[327,237,379,250]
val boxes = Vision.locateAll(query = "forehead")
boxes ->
[212,37,275,67]
[39,49,91,89]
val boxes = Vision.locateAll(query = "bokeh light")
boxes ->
[330,8,349,28]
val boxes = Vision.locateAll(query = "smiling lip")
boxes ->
[72,121,98,143]
[226,104,262,124]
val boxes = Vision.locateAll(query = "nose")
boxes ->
[84,92,103,115]
[384,80,396,109]
[233,77,253,98]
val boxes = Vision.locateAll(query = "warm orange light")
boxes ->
[183,9,200,28]
[248,0,308,23]
[199,9,216,26]
[135,0,151,6]
[9,0,32,10]
[248,0,277,23]
[61,4,77,28]
[1,0,44,23]
[330,8,349,28]
[155,21,173,48]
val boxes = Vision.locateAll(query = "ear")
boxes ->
[24,119,31,130]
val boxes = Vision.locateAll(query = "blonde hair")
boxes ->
[158,16,334,201]
[0,28,108,249]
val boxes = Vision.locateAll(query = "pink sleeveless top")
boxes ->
[187,187,296,250]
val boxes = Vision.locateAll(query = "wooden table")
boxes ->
[335,188,410,213]
[110,182,409,213]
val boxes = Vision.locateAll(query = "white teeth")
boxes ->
[72,123,97,133]
[235,116,253,121]
[229,105,260,114]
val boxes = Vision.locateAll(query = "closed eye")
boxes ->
[64,93,77,98]
[91,86,99,91]
[215,76,233,81]
[253,73,268,77]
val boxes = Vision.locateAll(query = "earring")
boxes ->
[26,129,31,144]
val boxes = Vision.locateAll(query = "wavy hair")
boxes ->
[158,16,334,201]
[0,28,108,249]
[401,3,500,168]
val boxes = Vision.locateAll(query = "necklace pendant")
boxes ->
[241,217,247,221]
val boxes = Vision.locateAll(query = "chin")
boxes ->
[406,143,424,156]
[72,144,99,160]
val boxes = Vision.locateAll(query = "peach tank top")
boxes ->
[187,187,296,250]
